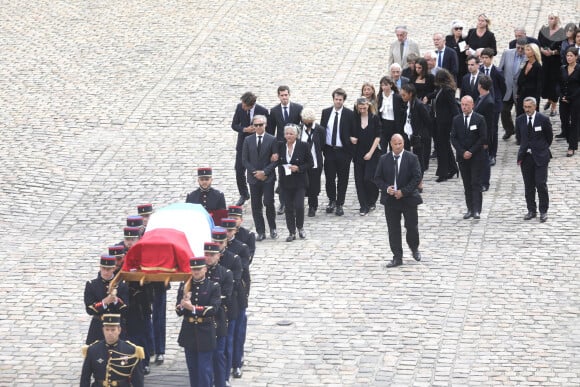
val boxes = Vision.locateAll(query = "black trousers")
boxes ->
[489,110,500,157]
[353,158,379,211]
[306,167,322,209]
[458,151,485,213]
[284,187,306,234]
[560,98,580,150]
[249,180,276,234]
[323,146,351,206]
[380,119,397,154]
[521,153,549,213]
[435,126,458,178]
[235,151,250,198]
[384,202,420,261]
[501,98,515,135]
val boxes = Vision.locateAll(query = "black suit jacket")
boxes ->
[517,61,543,102]
[231,103,269,152]
[480,65,507,110]
[516,113,553,166]
[460,72,481,101]
[267,102,303,141]
[396,97,432,138]
[474,93,495,144]
[450,111,488,161]
[300,123,326,169]
[320,106,355,154]
[374,150,423,207]
[242,132,278,184]
[438,46,459,79]
[277,140,313,190]
[433,87,460,133]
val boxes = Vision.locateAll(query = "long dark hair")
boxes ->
[413,58,429,80]
[434,68,457,90]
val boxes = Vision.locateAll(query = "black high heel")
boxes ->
[447,171,458,179]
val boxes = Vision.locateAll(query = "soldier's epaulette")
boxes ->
[82,340,100,357]
[125,340,145,359]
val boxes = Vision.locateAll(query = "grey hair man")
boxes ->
[387,25,420,69]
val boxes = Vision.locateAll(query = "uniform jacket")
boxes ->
[185,187,226,212]
[176,278,221,352]
[226,238,251,310]
[219,249,242,319]
[235,226,256,260]
[80,339,144,387]
[206,264,233,337]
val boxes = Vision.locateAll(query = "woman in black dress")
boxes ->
[538,13,566,116]
[432,69,460,182]
[411,58,436,104]
[446,20,468,84]
[352,97,381,215]
[465,14,497,57]
[559,47,580,156]
[516,44,543,117]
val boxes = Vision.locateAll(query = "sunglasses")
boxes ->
[253,123,265,127]
[454,27,463,30]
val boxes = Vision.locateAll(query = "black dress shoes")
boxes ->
[502,132,513,140]
[463,211,473,219]
[555,133,566,139]
[286,234,296,242]
[308,207,316,217]
[335,205,344,216]
[233,367,243,378]
[270,229,278,239]
[523,211,537,220]
[481,185,489,192]
[435,176,448,183]
[155,354,165,365]
[298,229,306,239]
[386,259,402,268]
[256,233,266,242]
[277,204,285,215]
[236,195,249,206]
[144,366,151,375]
[412,250,422,261]
[489,157,496,166]
[473,212,481,219]
[540,212,548,222]
[326,201,336,213]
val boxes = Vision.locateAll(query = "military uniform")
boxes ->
[125,281,154,374]
[176,256,221,387]
[80,314,144,387]
[84,256,129,345]
[185,167,226,212]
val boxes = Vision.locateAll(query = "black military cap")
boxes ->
[108,245,125,257]
[204,242,221,253]
[211,227,227,241]
[137,203,153,216]
[126,215,143,227]
[100,255,117,268]
[102,314,121,326]
[197,167,212,177]
[227,205,243,217]
[123,227,141,238]
[189,256,206,269]
[221,218,237,230]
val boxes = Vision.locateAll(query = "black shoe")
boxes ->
[386,259,402,268]
[489,157,496,166]
[567,149,575,157]
[430,151,437,159]
[270,229,278,239]
[359,208,368,216]
[256,233,266,242]
[516,140,521,145]
[286,234,296,242]
[155,354,164,365]
[144,366,151,375]
[502,132,513,140]
[540,212,548,222]
[233,367,243,378]
[549,110,557,117]
[463,211,473,219]
[335,205,344,216]
[412,250,422,261]
[369,204,376,211]
[326,201,336,213]
[473,212,481,219]
[481,185,489,192]
[236,195,249,206]
[308,207,316,217]
[555,133,566,139]
[298,229,306,239]
[435,176,448,183]
[523,211,537,220]
[543,101,550,111]
[277,204,285,215]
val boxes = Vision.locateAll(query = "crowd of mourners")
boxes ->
[80,12,580,387]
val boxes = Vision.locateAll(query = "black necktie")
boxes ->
[464,115,469,134]
[306,129,313,144]
[257,135,262,155]
[283,106,288,122]
[331,112,339,146]
[485,68,490,76]
[400,43,404,61]
[470,76,475,89]
[394,155,400,186]
[437,51,442,67]
[527,116,533,137]
[246,109,251,124]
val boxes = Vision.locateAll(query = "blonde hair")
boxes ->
[526,43,542,65]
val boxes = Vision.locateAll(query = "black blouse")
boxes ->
[560,64,580,100]
[466,28,497,56]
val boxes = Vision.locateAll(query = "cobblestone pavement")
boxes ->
[0,1,579,386]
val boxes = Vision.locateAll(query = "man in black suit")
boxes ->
[299,108,326,217]
[460,56,481,101]
[231,92,269,206]
[267,86,303,215]
[516,97,553,222]
[320,88,355,216]
[242,115,278,241]
[451,96,488,220]
[374,134,423,268]
[475,76,496,192]
[433,33,459,81]
[479,48,506,166]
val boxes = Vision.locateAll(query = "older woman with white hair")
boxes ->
[277,124,313,241]
[446,20,468,84]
